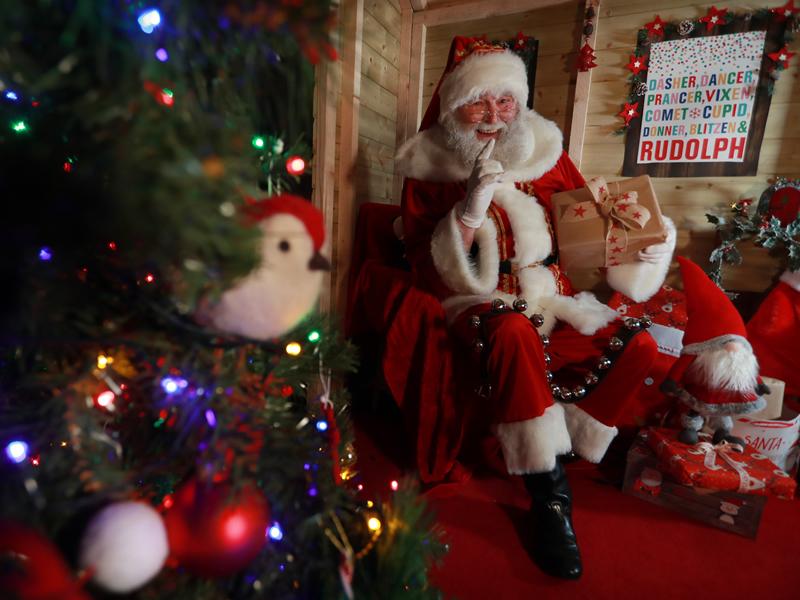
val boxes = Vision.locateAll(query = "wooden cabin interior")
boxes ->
[312,0,799,314]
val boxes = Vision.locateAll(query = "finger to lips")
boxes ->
[476,138,495,162]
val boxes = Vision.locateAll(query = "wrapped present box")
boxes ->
[624,432,766,538]
[552,175,668,270]
[646,427,796,500]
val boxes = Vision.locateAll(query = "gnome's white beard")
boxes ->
[441,109,535,168]
[687,346,759,393]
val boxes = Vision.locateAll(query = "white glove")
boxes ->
[637,217,676,264]
[459,139,504,229]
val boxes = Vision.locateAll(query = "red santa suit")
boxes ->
[395,36,676,474]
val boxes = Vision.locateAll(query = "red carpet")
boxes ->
[354,413,800,599]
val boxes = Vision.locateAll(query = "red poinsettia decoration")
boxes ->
[699,6,728,32]
[771,1,800,22]
[644,15,666,37]
[619,102,640,125]
[577,43,598,71]
[626,53,648,75]
[768,45,796,69]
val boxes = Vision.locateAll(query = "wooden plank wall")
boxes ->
[582,0,800,291]
[422,3,584,138]
[357,0,402,205]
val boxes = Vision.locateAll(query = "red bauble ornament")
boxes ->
[164,479,270,577]
[0,521,90,600]
[766,186,800,226]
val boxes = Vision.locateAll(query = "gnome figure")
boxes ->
[661,257,768,446]
[206,194,330,340]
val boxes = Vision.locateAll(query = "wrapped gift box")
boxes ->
[624,432,766,538]
[646,427,796,499]
[608,285,687,427]
[552,175,668,270]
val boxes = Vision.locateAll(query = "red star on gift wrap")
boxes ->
[618,102,640,125]
[633,211,642,219]
[577,43,598,71]
[768,45,796,69]
[700,6,728,32]
[617,204,629,212]
[771,1,800,22]
[645,15,666,37]
[612,247,623,254]
[626,53,648,75]
[573,205,587,218]
[609,235,619,244]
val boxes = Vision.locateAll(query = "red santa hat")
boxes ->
[242,194,326,251]
[420,34,534,131]
[676,256,751,355]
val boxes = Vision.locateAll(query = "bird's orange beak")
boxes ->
[308,251,331,271]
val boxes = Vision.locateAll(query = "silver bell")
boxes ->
[472,339,485,353]
[469,314,481,329]
[545,370,554,382]
[512,298,528,313]
[584,372,599,386]
[491,298,507,312]
[624,317,641,330]
[572,385,587,399]
[540,334,550,347]
[531,313,545,328]
[608,337,624,351]
[640,316,653,328]
[543,353,551,365]
[550,385,562,397]
[560,389,574,402]
[597,356,612,370]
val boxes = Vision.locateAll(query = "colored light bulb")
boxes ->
[96,390,116,409]
[11,120,28,133]
[155,48,169,62]
[286,156,306,176]
[252,136,266,149]
[38,247,52,261]
[307,330,321,343]
[5,440,29,464]
[367,517,382,532]
[285,342,302,356]
[315,420,328,432]
[137,9,162,34]
[205,409,217,427]
[267,522,283,541]
[4,90,19,101]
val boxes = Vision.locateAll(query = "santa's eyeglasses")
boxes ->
[458,96,517,120]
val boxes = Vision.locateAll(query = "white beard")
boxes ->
[441,108,535,169]
[687,346,759,393]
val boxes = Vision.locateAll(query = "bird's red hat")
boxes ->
[243,194,325,251]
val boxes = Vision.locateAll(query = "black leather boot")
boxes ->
[522,460,582,579]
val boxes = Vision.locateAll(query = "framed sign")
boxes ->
[622,12,789,177]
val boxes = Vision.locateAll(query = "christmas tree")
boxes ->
[0,2,442,598]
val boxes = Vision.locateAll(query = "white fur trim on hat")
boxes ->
[438,51,529,116]
[493,403,572,474]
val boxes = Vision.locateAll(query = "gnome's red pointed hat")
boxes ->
[419,34,534,132]
[677,256,751,355]
[665,256,752,385]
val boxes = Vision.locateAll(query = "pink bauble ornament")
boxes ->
[164,478,270,577]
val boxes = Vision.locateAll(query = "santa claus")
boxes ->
[395,35,676,579]
[661,257,767,446]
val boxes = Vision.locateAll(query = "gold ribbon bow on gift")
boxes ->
[561,176,651,267]
[694,440,763,494]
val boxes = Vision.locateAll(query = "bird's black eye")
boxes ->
[279,240,291,252]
